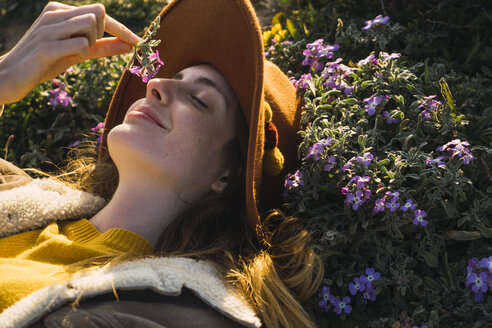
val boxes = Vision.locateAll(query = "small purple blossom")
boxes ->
[385,190,400,199]
[284,170,304,191]
[346,190,365,210]
[289,73,312,90]
[374,197,386,213]
[419,95,442,121]
[91,122,105,143]
[365,268,381,285]
[356,152,374,166]
[362,288,377,303]
[342,159,353,172]
[426,156,448,167]
[318,285,331,311]
[127,50,164,83]
[324,156,337,172]
[362,14,390,30]
[382,111,400,124]
[437,139,474,164]
[379,52,401,61]
[321,58,355,95]
[413,209,428,227]
[48,81,72,110]
[302,39,340,72]
[348,277,366,295]
[385,197,400,212]
[358,53,378,67]
[401,199,417,212]
[305,138,334,160]
[331,296,352,315]
[479,256,492,273]
[363,94,388,116]
[468,272,489,294]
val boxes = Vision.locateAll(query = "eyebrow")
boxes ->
[172,72,228,106]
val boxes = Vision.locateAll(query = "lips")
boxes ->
[130,106,166,129]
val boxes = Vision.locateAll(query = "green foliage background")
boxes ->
[1,1,492,327]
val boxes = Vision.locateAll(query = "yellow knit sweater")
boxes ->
[0,219,154,312]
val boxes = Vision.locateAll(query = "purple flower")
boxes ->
[468,272,489,294]
[321,58,354,95]
[413,209,428,227]
[379,52,401,61]
[48,81,72,110]
[479,257,492,273]
[342,159,353,172]
[348,277,366,295]
[362,288,377,303]
[356,152,374,166]
[374,197,386,213]
[305,138,334,160]
[346,190,365,210]
[362,14,390,30]
[91,122,105,143]
[305,143,324,160]
[324,156,337,172]
[290,73,312,90]
[363,94,388,116]
[385,197,400,212]
[284,170,304,191]
[419,95,442,121]
[302,39,339,72]
[358,54,378,67]
[331,296,352,315]
[401,199,417,212]
[426,156,447,167]
[348,175,371,189]
[437,139,474,164]
[318,285,331,311]
[148,50,164,65]
[127,50,164,83]
[365,268,381,285]
[382,111,400,124]
[385,190,400,199]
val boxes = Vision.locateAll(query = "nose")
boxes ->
[146,78,174,106]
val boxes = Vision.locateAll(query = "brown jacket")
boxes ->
[0,159,261,328]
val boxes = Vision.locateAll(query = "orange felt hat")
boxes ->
[101,0,302,227]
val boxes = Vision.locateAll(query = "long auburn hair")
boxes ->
[48,104,323,328]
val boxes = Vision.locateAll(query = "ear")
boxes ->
[211,169,232,194]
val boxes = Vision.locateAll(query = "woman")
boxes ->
[0,0,323,327]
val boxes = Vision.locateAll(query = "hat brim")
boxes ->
[102,0,265,226]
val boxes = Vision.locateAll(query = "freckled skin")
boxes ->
[107,64,239,203]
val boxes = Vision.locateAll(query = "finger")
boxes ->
[52,36,90,60]
[87,37,133,58]
[52,13,98,46]
[40,4,106,40]
[104,14,140,44]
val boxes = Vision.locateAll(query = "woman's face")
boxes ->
[108,64,240,202]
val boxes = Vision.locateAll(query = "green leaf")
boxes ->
[286,18,300,39]
[342,98,358,105]
[439,77,456,116]
[419,249,438,268]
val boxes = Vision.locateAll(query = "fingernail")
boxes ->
[132,34,141,44]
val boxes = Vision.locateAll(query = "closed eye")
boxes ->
[191,95,209,109]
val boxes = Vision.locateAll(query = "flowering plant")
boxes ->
[265,6,492,327]
[126,16,163,83]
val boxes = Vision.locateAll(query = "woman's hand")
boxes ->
[0,2,140,105]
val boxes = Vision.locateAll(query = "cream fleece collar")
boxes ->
[0,179,261,328]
